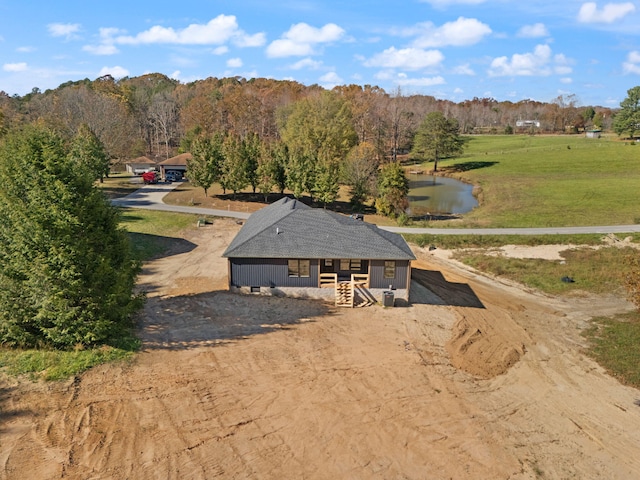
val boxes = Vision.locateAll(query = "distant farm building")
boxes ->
[515,120,540,128]
[586,129,602,139]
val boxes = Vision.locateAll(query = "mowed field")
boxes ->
[431,134,640,228]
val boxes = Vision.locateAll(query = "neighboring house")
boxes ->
[586,129,602,139]
[158,153,191,180]
[126,156,157,175]
[222,197,416,306]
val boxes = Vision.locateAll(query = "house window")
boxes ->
[340,259,361,271]
[324,259,333,267]
[384,261,396,279]
[288,259,310,277]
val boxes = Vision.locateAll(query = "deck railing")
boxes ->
[351,273,370,289]
[320,272,338,288]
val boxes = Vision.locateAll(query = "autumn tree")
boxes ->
[344,141,379,209]
[256,141,287,202]
[279,90,357,203]
[188,134,224,196]
[613,86,640,138]
[242,132,261,193]
[68,123,110,182]
[0,125,141,349]
[375,162,409,218]
[411,111,464,172]
[221,134,249,197]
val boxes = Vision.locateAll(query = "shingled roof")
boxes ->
[222,197,415,260]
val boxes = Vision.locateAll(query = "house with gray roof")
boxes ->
[222,197,416,306]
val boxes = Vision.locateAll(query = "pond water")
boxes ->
[407,174,478,216]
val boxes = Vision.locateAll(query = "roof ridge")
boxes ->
[222,198,301,257]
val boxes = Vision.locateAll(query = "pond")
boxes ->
[407,173,478,216]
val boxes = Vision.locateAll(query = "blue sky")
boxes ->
[1,0,640,107]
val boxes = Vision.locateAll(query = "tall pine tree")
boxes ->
[0,125,142,349]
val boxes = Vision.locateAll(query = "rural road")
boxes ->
[112,182,640,235]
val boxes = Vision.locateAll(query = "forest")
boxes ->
[0,73,616,166]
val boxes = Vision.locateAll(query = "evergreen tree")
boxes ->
[411,111,464,172]
[613,86,640,138]
[69,123,110,182]
[375,162,409,218]
[0,125,142,349]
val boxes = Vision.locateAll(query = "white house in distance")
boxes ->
[125,156,157,175]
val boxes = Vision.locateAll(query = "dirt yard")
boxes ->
[2,219,640,479]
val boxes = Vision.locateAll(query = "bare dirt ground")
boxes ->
[2,219,640,480]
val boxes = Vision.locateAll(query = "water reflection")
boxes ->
[408,174,478,215]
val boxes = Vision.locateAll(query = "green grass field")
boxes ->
[427,135,640,228]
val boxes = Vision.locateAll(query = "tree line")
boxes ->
[0,74,624,167]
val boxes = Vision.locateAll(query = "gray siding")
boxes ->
[370,260,410,289]
[229,258,319,288]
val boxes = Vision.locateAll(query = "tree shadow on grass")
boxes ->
[138,290,332,350]
[443,161,499,173]
[128,232,197,261]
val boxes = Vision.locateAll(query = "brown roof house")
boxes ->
[158,153,191,179]
[126,156,157,174]
[222,197,416,307]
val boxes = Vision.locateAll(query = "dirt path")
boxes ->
[2,219,640,479]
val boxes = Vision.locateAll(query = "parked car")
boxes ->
[142,171,158,184]
[165,171,183,182]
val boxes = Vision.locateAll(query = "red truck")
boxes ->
[142,171,158,184]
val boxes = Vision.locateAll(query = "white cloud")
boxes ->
[364,47,444,70]
[212,46,229,55]
[395,74,446,87]
[577,2,636,23]
[622,50,640,74]
[17,46,35,53]
[234,32,266,48]
[267,39,314,57]
[452,63,475,75]
[227,57,243,68]
[289,58,323,70]
[319,71,343,88]
[48,23,81,39]
[3,62,28,72]
[83,44,119,55]
[409,17,492,48]
[113,15,264,47]
[517,23,550,38]
[489,44,571,77]
[266,23,345,58]
[98,65,129,78]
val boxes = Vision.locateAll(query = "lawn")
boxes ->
[427,135,640,228]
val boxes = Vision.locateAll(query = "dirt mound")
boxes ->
[446,310,528,378]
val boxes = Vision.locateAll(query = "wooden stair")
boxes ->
[335,282,353,307]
